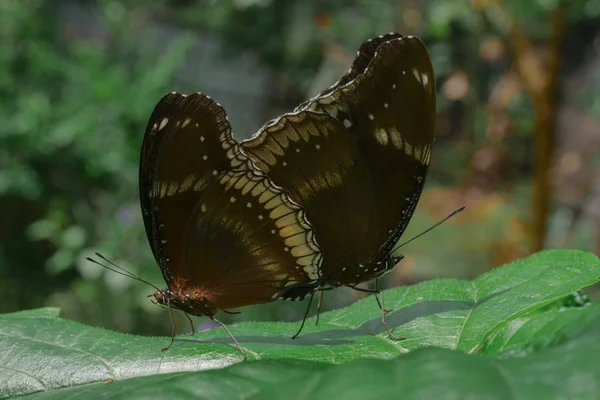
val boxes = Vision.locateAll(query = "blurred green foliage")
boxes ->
[1,0,599,337]
[0,0,192,333]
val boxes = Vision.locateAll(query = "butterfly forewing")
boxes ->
[140,92,244,283]
[244,35,436,286]
[296,32,403,110]
[303,36,435,266]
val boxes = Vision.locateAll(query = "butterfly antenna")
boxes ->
[391,206,465,254]
[86,253,161,292]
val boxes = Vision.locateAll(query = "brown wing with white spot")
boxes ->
[139,92,245,283]
[178,169,321,310]
[242,111,379,283]
[296,32,403,111]
[245,35,435,285]
[302,35,435,268]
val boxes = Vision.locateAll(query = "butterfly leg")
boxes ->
[374,280,392,313]
[211,316,247,361]
[314,290,325,326]
[162,301,176,351]
[291,289,316,339]
[351,286,405,341]
[184,312,195,336]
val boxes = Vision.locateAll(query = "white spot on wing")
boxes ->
[158,118,169,130]
[405,141,413,156]
[414,146,422,160]
[374,127,389,146]
[412,68,420,82]
[343,119,352,128]
[389,127,403,150]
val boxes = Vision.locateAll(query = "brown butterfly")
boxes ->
[92,33,437,356]
[137,93,322,358]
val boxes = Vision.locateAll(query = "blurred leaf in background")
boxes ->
[0,0,192,334]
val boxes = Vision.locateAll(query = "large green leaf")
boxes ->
[17,310,600,399]
[1,249,599,398]
[481,303,600,358]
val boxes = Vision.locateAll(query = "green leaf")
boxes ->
[18,319,600,399]
[481,304,600,358]
[1,249,599,398]
[252,320,600,400]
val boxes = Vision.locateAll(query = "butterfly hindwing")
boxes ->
[178,168,321,309]
[242,111,378,283]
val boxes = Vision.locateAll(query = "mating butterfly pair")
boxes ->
[140,33,435,359]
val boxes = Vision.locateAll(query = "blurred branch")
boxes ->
[479,0,566,252]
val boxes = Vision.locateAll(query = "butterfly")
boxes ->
[239,34,436,337]
[138,92,322,358]
[99,33,436,357]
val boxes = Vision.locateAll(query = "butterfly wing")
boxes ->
[140,92,321,311]
[300,35,436,267]
[179,168,321,310]
[140,92,245,283]
[296,32,403,110]
[241,111,377,283]
[242,35,436,285]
